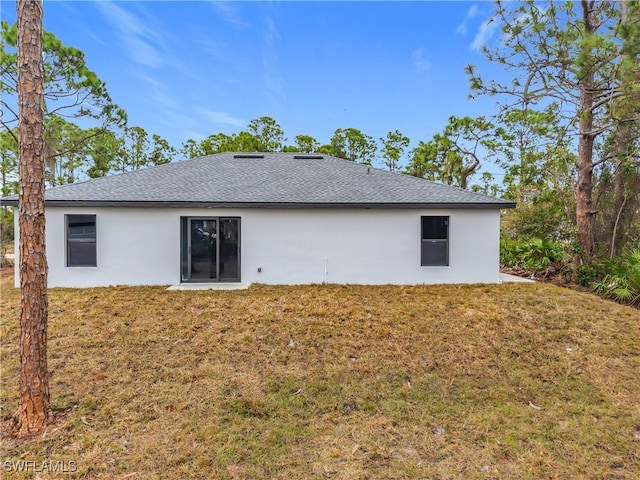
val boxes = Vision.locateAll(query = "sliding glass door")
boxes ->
[181,217,240,282]
[219,218,240,281]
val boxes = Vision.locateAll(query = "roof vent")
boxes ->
[293,155,324,160]
[233,154,264,159]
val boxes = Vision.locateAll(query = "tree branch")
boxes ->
[0,119,19,144]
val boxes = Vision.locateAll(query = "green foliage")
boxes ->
[329,127,377,165]
[592,134,640,258]
[282,135,320,153]
[502,189,574,241]
[293,134,319,153]
[466,1,640,262]
[0,21,156,186]
[181,117,285,158]
[121,126,149,172]
[617,1,640,112]
[180,138,205,159]
[247,116,286,152]
[471,172,500,196]
[0,207,13,245]
[406,116,502,190]
[44,115,86,185]
[181,121,380,166]
[1,21,126,130]
[85,128,122,179]
[497,105,574,202]
[575,264,597,288]
[467,1,623,106]
[380,130,409,172]
[149,134,176,166]
[28,117,176,183]
[115,126,176,172]
[316,144,335,156]
[593,250,640,305]
[0,130,18,196]
[501,237,566,272]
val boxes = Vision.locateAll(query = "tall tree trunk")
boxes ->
[610,123,630,258]
[575,0,597,264]
[13,0,51,438]
[608,0,639,258]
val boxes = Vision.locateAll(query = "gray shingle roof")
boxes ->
[0,152,515,209]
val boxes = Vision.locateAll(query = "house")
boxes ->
[1,152,515,287]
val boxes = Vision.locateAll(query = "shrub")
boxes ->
[575,264,597,287]
[500,239,522,268]
[501,237,566,273]
[593,250,640,306]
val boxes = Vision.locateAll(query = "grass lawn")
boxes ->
[1,276,639,479]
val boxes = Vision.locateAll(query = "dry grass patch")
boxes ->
[1,279,639,479]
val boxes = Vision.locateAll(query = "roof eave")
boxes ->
[0,199,516,209]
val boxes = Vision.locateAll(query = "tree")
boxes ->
[496,106,578,241]
[198,133,233,155]
[44,115,85,185]
[85,127,122,179]
[595,122,640,257]
[181,138,206,159]
[181,117,286,157]
[0,129,18,196]
[496,105,575,199]
[13,0,51,437]
[329,127,377,164]
[473,171,500,196]
[1,21,125,136]
[247,116,285,151]
[197,131,261,155]
[0,130,18,248]
[149,134,177,166]
[293,134,319,153]
[380,130,410,172]
[406,116,500,190]
[112,126,177,172]
[316,143,336,156]
[599,0,640,257]
[234,130,263,152]
[282,135,321,153]
[2,21,126,184]
[466,0,640,262]
[120,126,149,172]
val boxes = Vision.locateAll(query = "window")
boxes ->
[421,216,449,266]
[66,215,96,267]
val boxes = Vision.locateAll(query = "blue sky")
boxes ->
[1,1,503,167]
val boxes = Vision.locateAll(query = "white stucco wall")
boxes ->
[14,206,501,287]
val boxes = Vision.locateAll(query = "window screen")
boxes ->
[67,215,96,267]
[421,216,449,266]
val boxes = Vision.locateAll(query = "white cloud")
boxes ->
[210,1,248,28]
[456,4,479,36]
[456,23,468,35]
[197,36,227,62]
[199,109,245,127]
[262,14,284,105]
[136,73,178,113]
[95,2,163,69]
[411,48,431,72]
[471,18,498,52]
